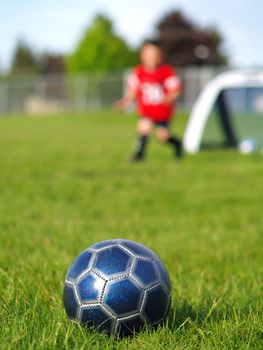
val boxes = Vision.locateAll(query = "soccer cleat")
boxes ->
[175,141,183,159]
[130,154,144,162]
[167,136,183,159]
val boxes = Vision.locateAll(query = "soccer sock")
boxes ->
[133,135,149,160]
[167,136,183,158]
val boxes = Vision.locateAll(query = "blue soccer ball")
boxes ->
[63,239,171,336]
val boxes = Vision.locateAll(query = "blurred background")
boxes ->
[1,0,262,115]
[1,3,263,348]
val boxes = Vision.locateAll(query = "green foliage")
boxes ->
[9,41,66,76]
[67,14,138,73]
[10,39,39,75]
[0,112,263,349]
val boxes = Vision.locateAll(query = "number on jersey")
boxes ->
[141,83,164,104]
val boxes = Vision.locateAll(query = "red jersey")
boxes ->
[127,64,182,122]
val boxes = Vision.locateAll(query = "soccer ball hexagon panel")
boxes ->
[63,239,171,336]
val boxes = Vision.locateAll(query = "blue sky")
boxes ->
[1,0,263,70]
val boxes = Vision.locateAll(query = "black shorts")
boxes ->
[154,120,170,128]
[142,118,170,128]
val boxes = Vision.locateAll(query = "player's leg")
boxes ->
[132,118,153,161]
[155,123,183,159]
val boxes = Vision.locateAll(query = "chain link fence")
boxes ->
[0,67,224,115]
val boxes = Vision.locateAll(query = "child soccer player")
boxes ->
[115,39,183,161]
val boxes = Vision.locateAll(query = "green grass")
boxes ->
[0,111,263,349]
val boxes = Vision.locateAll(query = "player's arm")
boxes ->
[163,89,181,104]
[114,71,138,111]
[163,72,182,104]
[114,87,136,110]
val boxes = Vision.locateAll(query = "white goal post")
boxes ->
[183,70,263,153]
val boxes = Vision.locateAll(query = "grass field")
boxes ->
[0,111,263,349]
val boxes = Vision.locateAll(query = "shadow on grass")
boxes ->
[166,298,263,333]
[200,142,235,151]
[166,299,226,331]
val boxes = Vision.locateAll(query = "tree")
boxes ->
[10,39,39,75]
[67,14,138,73]
[39,53,65,75]
[155,11,228,66]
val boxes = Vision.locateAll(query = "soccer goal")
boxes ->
[183,70,263,153]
